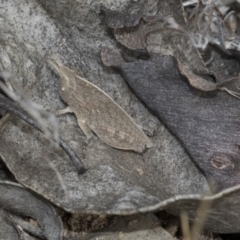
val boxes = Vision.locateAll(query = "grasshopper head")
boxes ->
[45,52,73,93]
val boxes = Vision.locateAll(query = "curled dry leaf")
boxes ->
[11,215,45,239]
[114,23,148,51]
[0,211,39,240]
[178,64,217,92]
[0,212,26,240]
[0,181,63,240]
[101,6,157,51]
[101,5,240,98]
[178,65,240,98]
[0,212,36,240]
[101,47,240,192]
[101,3,240,82]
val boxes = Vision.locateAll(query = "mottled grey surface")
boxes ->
[2,0,240,234]
[0,115,205,213]
[0,0,209,211]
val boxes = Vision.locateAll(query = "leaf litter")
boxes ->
[2,0,240,239]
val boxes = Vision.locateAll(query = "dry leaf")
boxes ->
[0,181,63,240]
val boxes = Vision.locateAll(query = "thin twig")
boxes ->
[0,93,86,174]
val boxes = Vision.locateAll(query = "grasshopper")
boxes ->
[47,54,152,153]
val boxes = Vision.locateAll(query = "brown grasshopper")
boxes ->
[46,54,152,153]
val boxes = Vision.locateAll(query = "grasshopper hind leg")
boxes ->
[76,115,93,140]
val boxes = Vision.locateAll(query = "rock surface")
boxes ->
[2,0,240,235]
